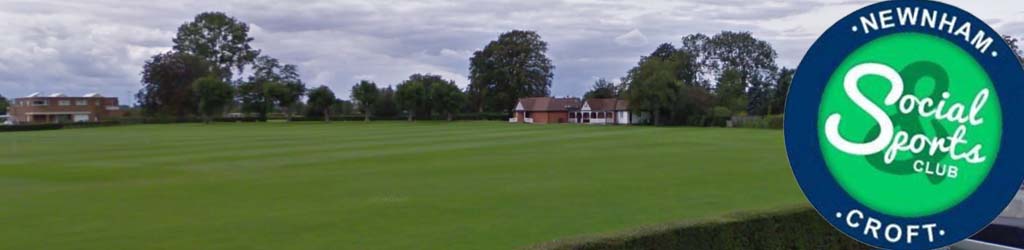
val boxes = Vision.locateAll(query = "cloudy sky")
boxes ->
[1,0,1022,103]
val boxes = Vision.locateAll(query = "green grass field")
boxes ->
[0,121,805,249]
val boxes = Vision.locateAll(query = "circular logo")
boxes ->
[786,1,1024,249]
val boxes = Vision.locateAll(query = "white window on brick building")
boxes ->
[75,100,88,106]
[59,100,71,106]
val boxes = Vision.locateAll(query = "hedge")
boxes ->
[529,207,868,250]
[730,115,784,130]
[0,123,64,132]
[294,112,510,122]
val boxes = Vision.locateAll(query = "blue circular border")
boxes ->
[785,0,1024,249]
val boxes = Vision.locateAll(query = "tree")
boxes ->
[136,51,217,119]
[769,67,795,115]
[631,43,701,89]
[673,84,715,126]
[716,68,747,115]
[267,82,305,121]
[649,43,678,60]
[624,57,680,126]
[374,86,399,118]
[237,80,270,121]
[468,30,555,113]
[395,80,427,121]
[0,94,7,115]
[332,100,354,116]
[681,31,779,114]
[1004,35,1024,66]
[267,65,305,121]
[431,81,466,121]
[394,74,463,121]
[351,80,379,121]
[173,12,259,80]
[306,85,336,122]
[583,78,617,99]
[239,55,302,121]
[192,76,234,124]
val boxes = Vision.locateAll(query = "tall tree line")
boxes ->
[621,31,794,126]
[348,73,466,122]
[136,12,312,122]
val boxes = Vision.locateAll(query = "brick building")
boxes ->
[509,97,581,124]
[8,92,123,124]
[510,97,649,125]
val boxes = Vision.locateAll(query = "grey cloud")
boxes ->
[0,0,1018,101]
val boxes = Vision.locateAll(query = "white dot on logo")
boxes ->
[836,212,842,218]
[852,26,858,32]
[940,230,946,236]
[993,51,999,57]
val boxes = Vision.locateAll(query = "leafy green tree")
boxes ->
[622,44,705,125]
[332,100,354,116]
[682,32,778,86]
[649,43,678,60]
[770,68,795,115]
[468,30,554,112]
[237,80,270,121]
[267,68,305,121]
[431,81,466,121]
[239,55,302,121]
[672,84,715,126]
[173,12,259,80]
[351,80,379,121]
[192,76,234,124]
[409,74,443,117]
[394,74,463,121]
[266,79,305,120]
[625,57,680,126]
[374,86,399,118]
[306,85,336,122]
[396,80,427,121]
[0,94,8,115]
[716,68,747,115]
[583,78,617,99]
[136,51,217,119]
[682,31,778,115]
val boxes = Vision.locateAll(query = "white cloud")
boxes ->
[614,29,648,47]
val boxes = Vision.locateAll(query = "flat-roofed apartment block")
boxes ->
[8,92,123,124]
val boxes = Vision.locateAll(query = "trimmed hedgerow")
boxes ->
[529,207,868,250]
[730,115,784,129]
[0,124,64,132]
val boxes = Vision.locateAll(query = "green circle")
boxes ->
[817,33,1003,217]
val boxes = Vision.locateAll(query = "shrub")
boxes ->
[529,207,868,250]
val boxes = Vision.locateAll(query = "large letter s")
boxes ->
[825,63,903,155]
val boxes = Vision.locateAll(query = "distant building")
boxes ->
[510,97,581,124]
[510,97,648,125]
[8,92,123,124]
[571,98,648,125]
